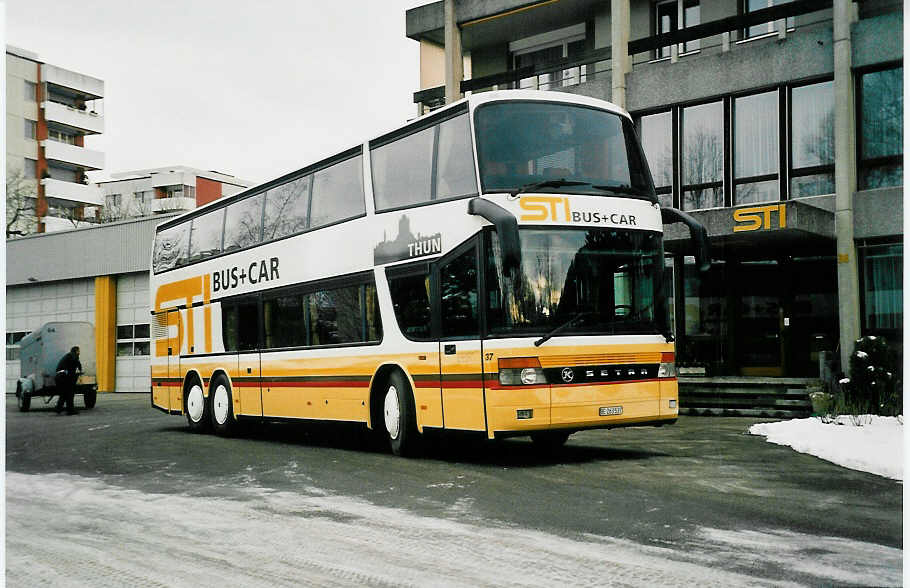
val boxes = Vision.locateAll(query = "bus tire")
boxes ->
[184,379,209,432]
[210,375,238,437]
[383,371,420,457]
[16,383,30,412]
[531,431,570,452]
[83,389,97,409]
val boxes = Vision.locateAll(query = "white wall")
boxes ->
[115,272,151,393]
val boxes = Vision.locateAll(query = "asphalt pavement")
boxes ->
[5,394,903,586]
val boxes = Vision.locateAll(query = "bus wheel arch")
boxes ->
[370,365,420,457]
[183,371,209,432]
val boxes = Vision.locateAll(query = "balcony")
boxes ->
[151,197,196,213]
[42,101,104,135]
[41,178,104,207]
[41,140,105,171]
[41,63,104,99]
[414,0,835,111]
[42,214,97,234]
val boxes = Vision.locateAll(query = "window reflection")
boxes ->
[224,193,264,251]
[791,81,835,197]
[860,67,903,189]
[682,101,723,210]
[263,176,310,241]
[637,111,673,208]
[734,91,779,205]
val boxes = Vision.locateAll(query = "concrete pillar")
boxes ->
[444,0,463,104]
[610,0,631,109]
[94,276,117,393]
[833,0,861,374]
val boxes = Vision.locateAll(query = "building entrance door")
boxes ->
[737,261,785,376]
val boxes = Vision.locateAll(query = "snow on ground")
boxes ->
[6,472,902,587]
[749,416,903,481]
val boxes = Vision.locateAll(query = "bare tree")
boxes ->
[6,168,38,237]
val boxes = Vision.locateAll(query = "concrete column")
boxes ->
[444,0,464,104]
[610,0,631,109]
[833,0,861,374]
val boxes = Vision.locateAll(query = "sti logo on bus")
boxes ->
[213,257,280,293]
[518,196,637,226]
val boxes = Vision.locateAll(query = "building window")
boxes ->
[117,324,151,356]
[106,194,122,209]
[744,0,795,39]
[681,101,724,210]
[637,111,674,208]
[858,66,903,189]
[790,80,835,197]
[655,0,700,59]
[24,119,37,140]
[510,24,587,90]
[6,331,28,361]
[734,90,779,205]
[859,242,903,333]
[24,158,37,179]
[24,80,37,102]
[48,128,77,145]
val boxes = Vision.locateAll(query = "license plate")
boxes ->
[599,406,623,416]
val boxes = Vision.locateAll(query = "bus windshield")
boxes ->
[474,101,655,198]
[485,228,668,338]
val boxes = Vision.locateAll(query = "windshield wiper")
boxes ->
[510,179,590,197]
[590,183,651,198]
[534,311,591,347]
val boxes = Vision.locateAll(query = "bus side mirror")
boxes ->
[661,207,711,272]
[467,197,522,281]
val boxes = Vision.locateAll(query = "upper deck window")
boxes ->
[310,154,365,227]
[188,208,225,262]
[474,102,654,199]
[371,112,477,212]
[152,223,190,273]
[224,192,265,251]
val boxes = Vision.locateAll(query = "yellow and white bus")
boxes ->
[150,90,708,455]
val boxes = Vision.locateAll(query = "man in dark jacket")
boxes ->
[55,346,82,415]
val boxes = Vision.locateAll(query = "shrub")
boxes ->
[838,336,902,416]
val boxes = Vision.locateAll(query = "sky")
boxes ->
[5,0,429,185]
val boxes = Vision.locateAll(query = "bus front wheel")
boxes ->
[383,371,420,457]
[210,376,238,437]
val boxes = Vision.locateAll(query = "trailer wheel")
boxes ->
[83,389,97,409]
[16,383,30,412]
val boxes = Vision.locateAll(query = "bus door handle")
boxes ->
[444,344,456,355]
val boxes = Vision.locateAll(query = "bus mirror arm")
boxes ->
[661,207,711,272]
[468,198,522,279]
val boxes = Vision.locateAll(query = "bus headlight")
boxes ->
[658,362,676,378]
[498,358,548,386]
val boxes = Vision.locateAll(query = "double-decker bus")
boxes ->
[149,90,708,456]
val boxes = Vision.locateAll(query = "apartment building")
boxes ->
[6,46,105,234]
[406,0,902,383]
[96,166,251,221]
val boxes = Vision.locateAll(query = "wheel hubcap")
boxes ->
[383,386,401,440]
[187,385,205,423]
[213,384,230,425]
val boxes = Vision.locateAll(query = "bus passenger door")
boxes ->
[437,241,486,432]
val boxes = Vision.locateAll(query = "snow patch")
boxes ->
[749,416,903,480]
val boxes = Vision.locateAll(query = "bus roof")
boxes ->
[155,90,632,233]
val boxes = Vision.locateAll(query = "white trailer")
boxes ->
[15,322,98,412]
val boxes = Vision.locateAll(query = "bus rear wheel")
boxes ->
[210,375,238,437]
[184,380,209,432]
[383,371,420,457]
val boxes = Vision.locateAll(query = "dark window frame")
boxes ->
[856,62,904,191]
[857,238,904,336]
[788,76,836,199]
[731,88,782,206]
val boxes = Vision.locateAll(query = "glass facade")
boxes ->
[734,91,779,205]
[790,81,835,197]
[637,111,674,208]
[860,243,903,332]
[859,67,903,189]
[682,101,724,210]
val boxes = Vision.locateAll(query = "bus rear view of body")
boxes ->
[150,90,708,456]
